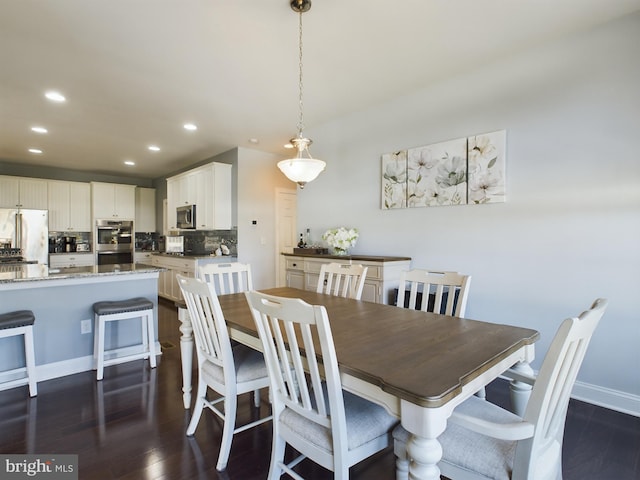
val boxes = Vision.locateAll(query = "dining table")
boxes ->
[178,287,539,480]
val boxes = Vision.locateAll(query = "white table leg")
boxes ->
[178,306,193,409]
[401,400,449,480]
[508,361,535,416]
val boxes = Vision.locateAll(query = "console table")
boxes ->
[282,252,411,305]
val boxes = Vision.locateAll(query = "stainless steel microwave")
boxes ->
[176,205,196,229]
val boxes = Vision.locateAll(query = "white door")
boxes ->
[275,188,297,287]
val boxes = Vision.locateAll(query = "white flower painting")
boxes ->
[467,130,506,204]
[381,150,407,209]
[381,130,506,209]
[407,138,467,207]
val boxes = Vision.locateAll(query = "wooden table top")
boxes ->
[218,287,539,408]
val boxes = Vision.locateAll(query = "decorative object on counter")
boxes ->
[276,0,326,189]
[382,129,506,209]
[322,227,359,256]
[293,247,328,255]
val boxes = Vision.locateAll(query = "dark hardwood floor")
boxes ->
[1,298,638,479]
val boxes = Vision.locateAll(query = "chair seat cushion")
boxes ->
[394,396,520,480]
[93,297,153,315]
[280,389,398,453]
[202,344,268,384]
[0,310,35,329]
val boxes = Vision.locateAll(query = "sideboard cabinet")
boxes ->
[282,253,411,305]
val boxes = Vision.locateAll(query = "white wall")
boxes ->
[296,13,640,414]
[236,147,293,289]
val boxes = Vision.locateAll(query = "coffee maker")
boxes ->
[64,236,76,252]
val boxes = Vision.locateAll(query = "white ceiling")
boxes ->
[1,0,638,179]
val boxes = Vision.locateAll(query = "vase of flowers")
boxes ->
[322,227,359,256]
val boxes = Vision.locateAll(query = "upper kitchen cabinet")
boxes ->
[47,180,91,232]
[166,162,232,230]
[91,182,135,220]
[0,176,48,209]
[135,187,156,232]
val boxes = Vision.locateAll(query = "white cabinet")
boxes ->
[49,253,95,268]
[151,255,195,302]
[47,180,91,232]
[91,182,135,220]
[212,162,232,229]
[166,162,232,230]
[283,254,411,304]
[0,176,48,209]
[135,187,156,232]
[285,257,305,290]
[151,254,238,301]
[134,251,155,265]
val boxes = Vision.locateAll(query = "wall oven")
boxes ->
[95,219,134,265]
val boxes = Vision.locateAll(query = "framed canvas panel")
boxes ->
[467,130,506,204]
[381,150,407,209]
[407,137,467,207]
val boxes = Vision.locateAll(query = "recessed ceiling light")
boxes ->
[28,148,43,154]
[45,91,66,102]
[248,138,259,144]
[124,160,136,166]
[31,126,48,134]
[183,123,197,131]
[148,145,160,152]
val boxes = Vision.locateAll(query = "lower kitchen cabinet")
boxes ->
[49,253,95,268]
[151,254,238,302]
[283,253,411,304]
[134,251,155,265]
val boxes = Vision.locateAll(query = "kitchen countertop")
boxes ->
[0,263,164,284]
[152,252,237,260]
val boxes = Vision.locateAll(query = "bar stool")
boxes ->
[0,310,37,397]
[92,297,157,381]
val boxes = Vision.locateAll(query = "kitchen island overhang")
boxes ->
[0,263,164,384]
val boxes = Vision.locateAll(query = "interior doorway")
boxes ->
[275,188,297,287]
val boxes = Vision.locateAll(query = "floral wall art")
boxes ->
[381,129,506,209]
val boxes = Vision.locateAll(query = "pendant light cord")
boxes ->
[296,10,305,138]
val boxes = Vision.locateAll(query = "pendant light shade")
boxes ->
[277,137,326,188]
[278,0,326,189]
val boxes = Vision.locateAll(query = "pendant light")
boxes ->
[277,0,326,188]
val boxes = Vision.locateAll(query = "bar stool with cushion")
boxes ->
[92,297,157,381]
[0,310,37,397]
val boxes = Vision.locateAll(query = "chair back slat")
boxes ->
[316,263,368,300]
[515,298,608,479]
[246,291,343,430]
[397,269,471,317]
[177,275,234,380]
[199,262,253,295]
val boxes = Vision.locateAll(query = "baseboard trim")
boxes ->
[35,341,163,383]
[572,380,640,417]
[499,374,640,418]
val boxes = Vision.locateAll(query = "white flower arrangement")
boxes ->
[322,227,359,254]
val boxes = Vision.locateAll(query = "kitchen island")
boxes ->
[0,263,163,384]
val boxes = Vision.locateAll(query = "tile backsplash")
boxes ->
[181,229,237,256]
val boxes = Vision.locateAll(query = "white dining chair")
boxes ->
[393,298,608,480]
[245,290,398,480]
[177,275,272,472]
[198,262,253,294]
[396,269,481,401]
[396,269,471,317]
[316,262,368,301]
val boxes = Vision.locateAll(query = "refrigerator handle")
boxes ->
[15,212,22,250]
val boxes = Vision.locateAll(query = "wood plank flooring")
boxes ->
[1,298,638,479]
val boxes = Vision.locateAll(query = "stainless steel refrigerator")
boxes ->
[0,209,49,265]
